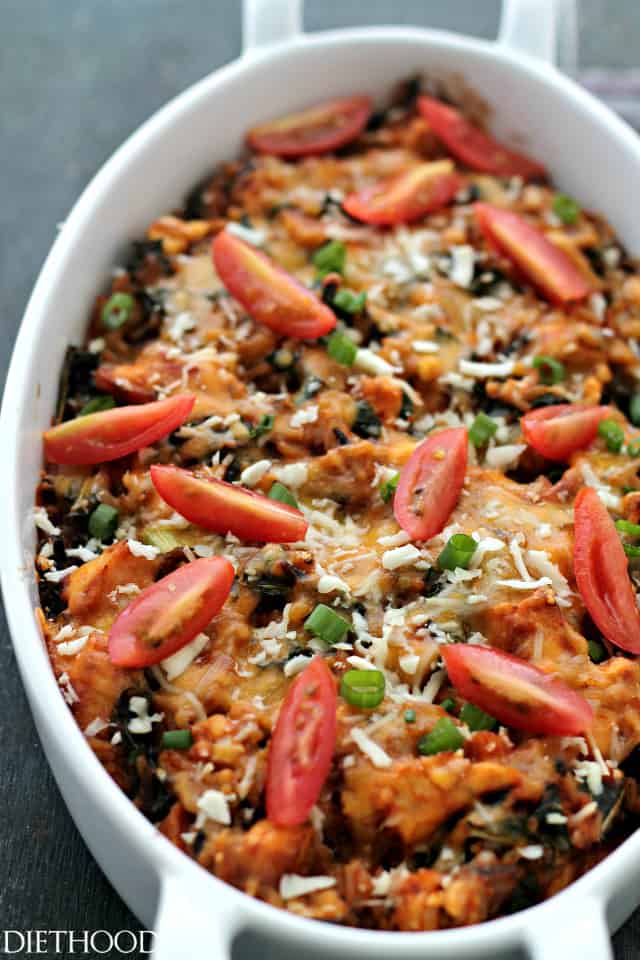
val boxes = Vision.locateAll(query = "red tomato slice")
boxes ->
[474,203,592,304]
[442,644,593,736]
[394,427,468,541]
[266,656,337,826]
[212,230,336,339]
[94,364,156,404]
[43,394,195,466]
[418,95,546,181]
[520,404,610,462]
[151,464,308,543]
[574,487,640,654]
[108,556,235,668]
[342,160,460,226]
[246,96,372,158]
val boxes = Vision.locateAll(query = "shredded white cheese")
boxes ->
[279,874,336,900]
[273,462,308,489]
[33,506,61,536]
[290,405,319,428]
[354,348,398,376]
[127,696,164,735]
[448,245,475,288]
[161,632,209,681]
[381,544,420,570]
[351,727,393,768]
[197,789,231,826]
[127,539,160,560]
[240,459,272,487]
[44,565,78,583]
[57,637,88,657]
[459,358,515,379]
[317,573,350,595]
[485,444,525,470]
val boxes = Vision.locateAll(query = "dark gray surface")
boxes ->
[1,2,639,957]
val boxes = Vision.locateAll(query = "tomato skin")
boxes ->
[151,464,308,543]
[108,557,235,668]
[474,203,591,304]
[342,160,460,226]
[442,644,594,736]
[394,427,468,541]
[94,364,156,404]
[246,96,372,158]
[266,657,337,826]
[43,394,195,465]
[520,404,610,462]
[212,230,336,340]
[418,95,546,181]
[574,487,640,654]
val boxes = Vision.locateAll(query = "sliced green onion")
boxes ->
[101,292,135,330]
[598,418,625,453]
[268,482,298,509]
[380,472,400,503]
[340,669,385,708]
[249,413,274,440]
[332,288,366,314]
[533,355,565,385]
[327,331,357,365]
[631,395,640,427]
[142,526,184,552]
[161,729,193,750]
[552,193,580,225]
[588,639,607,664]
[88,503,119,541]
[312,240,346,278]
[627,441,640,459]
[304,603,351,645]
[469,413,498,447]
[404,708,417,724]
[437,534,477,571]
[418,717,464,756]
[460,702,497,732]
[440,697,456,714]
[624,543,640,558]
[79,395,116,417]
[615,519,640,537]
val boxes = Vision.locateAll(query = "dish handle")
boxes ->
[498,0,578,70]
[523,894,613,960]
[243,0,302,55]
[151,873,241,960]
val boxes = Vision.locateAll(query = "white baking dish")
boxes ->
[3,1,640,957]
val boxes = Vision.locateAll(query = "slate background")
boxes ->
[1,2,639,957]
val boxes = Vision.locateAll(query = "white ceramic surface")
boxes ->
[3,1,640,957]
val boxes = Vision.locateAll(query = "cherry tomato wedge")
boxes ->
[474,203,592,304]
[394,427,468,541]
[520,404,610,462]
[574,487,640,654]
[266,656,337,826]
[212,230,336,340]
[246,95,372,158]
[94,364,156,404]
[108,556,235,668]
[442,644,593,735]
[151,464,308,543]
[418,95,546,181]
[43,394,195,466]
[342,160,460,226]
